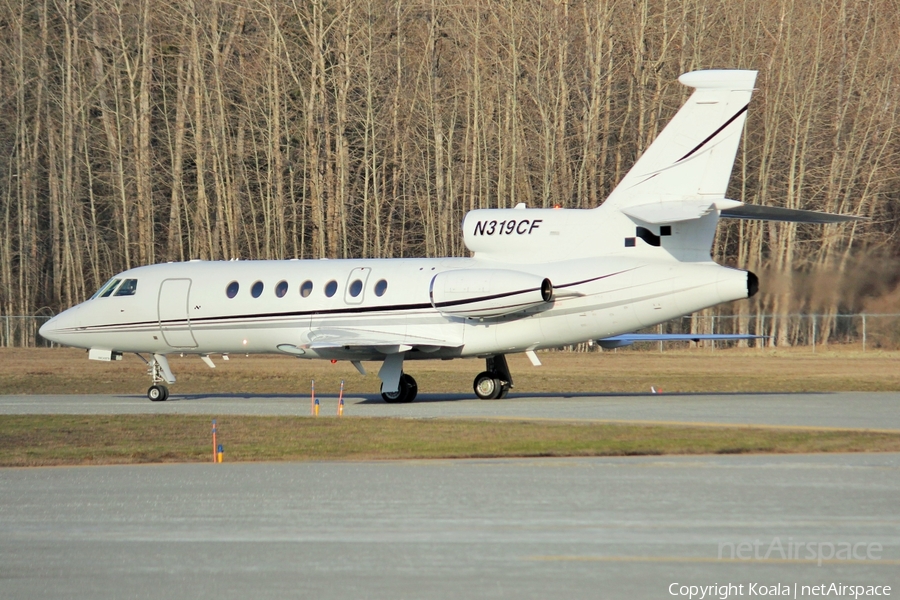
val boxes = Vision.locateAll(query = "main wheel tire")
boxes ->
[381,373,418,403]
[381,387,403,403]
[400,373,418,403]
[473,371,504,400]
[148,384,168,402]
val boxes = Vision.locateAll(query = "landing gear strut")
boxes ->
[137,353,175,402]
[381,373,418,403]
[473,355,512,400]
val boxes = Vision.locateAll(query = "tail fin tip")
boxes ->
[678,69,757,91]
[602,69,759,211]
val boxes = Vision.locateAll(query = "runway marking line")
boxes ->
[527,555,900,566]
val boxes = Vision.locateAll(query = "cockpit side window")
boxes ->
[114,279,138,296]
[91,278,121,299]
[101,279,122,297]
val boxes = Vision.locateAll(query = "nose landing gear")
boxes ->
[136,353,177,402]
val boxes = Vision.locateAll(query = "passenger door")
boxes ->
[158,278,198,348]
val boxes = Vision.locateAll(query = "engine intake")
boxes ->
[429,269,552,318]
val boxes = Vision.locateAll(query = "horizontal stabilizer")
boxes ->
[622,198,742,224]
[597,333,762,349]
[720,204,865,223]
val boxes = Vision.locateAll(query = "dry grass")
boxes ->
[4,347,900,466]
[3,346,900,396]
[2,414,899,467]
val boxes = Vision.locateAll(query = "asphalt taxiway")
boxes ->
[2,393,899,598]
[2,454,899,599]
[1,391,899,431]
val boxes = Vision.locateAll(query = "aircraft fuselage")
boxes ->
[40,255,751,361]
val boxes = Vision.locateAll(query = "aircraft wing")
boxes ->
[597,333,763,349]
[291,328,464,355]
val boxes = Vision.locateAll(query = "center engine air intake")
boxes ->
[429,269,552,318]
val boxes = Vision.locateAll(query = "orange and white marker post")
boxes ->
[212,419,218,463]
[337,380,345,416]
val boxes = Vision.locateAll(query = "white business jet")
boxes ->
[39,70,859,402]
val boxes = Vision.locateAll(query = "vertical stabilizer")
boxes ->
[460,70,760,264]
[603,70,757,210]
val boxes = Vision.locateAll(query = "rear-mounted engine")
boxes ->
[429,269,552,318]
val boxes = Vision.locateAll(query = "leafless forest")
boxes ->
[3,0,900,345]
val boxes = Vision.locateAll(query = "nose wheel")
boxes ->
[148,384,169,402]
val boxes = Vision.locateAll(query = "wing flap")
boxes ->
[294,328,463,355]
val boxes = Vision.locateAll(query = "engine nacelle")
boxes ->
[429,269,552,318]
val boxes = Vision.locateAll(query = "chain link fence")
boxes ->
[1,316,55,348]
[612,313,900,351]
[5,313,900,350]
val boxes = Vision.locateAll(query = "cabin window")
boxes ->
[374,279,388,297]
[226,281,239,298]
[348,279,363,298]
[275,280,288,298]
[91,278,121,299]
[324,280,338,297]
[251,281,264,298]
[114,279,138,296]
[300,280,313,298]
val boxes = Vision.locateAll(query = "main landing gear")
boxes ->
[381,373,418,403]
[377,353,513,403]
[473,355,512,400]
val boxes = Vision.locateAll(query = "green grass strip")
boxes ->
[2,415,899,467]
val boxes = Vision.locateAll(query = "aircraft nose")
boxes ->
[38,315,61,343]
[39,306,81,345]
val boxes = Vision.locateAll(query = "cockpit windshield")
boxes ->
[90,278,121,299]
[114,279,138,296]
[89,277,139,299]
